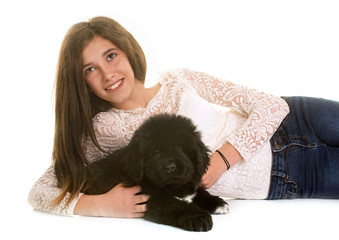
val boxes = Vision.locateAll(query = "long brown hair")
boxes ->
[52,16,147,205]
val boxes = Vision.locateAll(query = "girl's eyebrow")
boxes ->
[103,48,117,56]
[83,48,118,69]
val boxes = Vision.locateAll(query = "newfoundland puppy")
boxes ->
[83,113,229,231]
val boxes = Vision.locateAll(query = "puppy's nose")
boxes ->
[165,162,176,173]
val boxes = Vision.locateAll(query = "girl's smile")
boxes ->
[82,35,146,110]
[105,78,124,92]
[82,35,160,110]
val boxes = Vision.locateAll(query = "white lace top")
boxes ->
[28,68,289,216]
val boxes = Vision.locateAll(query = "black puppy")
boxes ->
[83,113,229,231]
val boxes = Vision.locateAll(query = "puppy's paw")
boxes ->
[179,212,213,232]
[213,201,230,214]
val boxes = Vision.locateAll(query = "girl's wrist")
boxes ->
[215,150,230,170]
[74,193,104,217]
[216,142,243,168]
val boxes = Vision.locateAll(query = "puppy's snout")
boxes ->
[165,162,176,173]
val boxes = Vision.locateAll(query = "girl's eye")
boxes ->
[85,67,95,75]
[107,53,117,61]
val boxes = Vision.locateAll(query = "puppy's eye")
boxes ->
[175,146,183,151]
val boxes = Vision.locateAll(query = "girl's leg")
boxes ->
[267,96,339,199]
[286,97,339,147]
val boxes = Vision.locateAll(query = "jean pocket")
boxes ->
[271,134,315,153]
[283,179,298,199]
[270,171,299,199]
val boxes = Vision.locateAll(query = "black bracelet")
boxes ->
[215,150,230,170]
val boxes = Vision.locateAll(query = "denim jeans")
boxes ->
[266,96,339,199]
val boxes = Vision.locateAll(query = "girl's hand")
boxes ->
[74,183,149,218]
[98,183,149,218]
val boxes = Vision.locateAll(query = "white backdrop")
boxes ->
[1,0,338,239]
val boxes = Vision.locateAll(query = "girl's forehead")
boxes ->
[82,36,118,64]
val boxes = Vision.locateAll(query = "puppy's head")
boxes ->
[124,113,210,189]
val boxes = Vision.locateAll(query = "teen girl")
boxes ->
[29,16,339,218]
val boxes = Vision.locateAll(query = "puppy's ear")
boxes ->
[194,137,211,176]
[121,142,144,183]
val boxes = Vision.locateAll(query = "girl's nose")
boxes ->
[102,66,115,82]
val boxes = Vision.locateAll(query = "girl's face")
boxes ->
[82,35,137,109]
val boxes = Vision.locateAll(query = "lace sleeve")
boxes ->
[179,68,290,158]
[84,111,126,163]
[28,163,82,216]
[28,111,125,216]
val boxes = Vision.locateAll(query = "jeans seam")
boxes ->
[272,134,326,152]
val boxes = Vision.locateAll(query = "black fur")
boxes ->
[83,113,228,231]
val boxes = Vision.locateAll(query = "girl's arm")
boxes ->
[178,69,289,187]
[28,163,149,217]
[74,183,148,218]
[200,142,243,188]
[180,68,289,159]
[29,111,149,217]
[28,163,81,216]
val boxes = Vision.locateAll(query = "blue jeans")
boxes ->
[266,96,339,199]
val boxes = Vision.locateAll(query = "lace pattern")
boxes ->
[28,68,289,215]
[167,69,290,159]
[28,163,82,216]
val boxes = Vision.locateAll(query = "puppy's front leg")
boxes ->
[193,188,230,214]
[144,196,213,232]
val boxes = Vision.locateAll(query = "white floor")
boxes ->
[5,197,338,240]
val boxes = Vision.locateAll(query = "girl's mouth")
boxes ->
[105,78,124,91]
